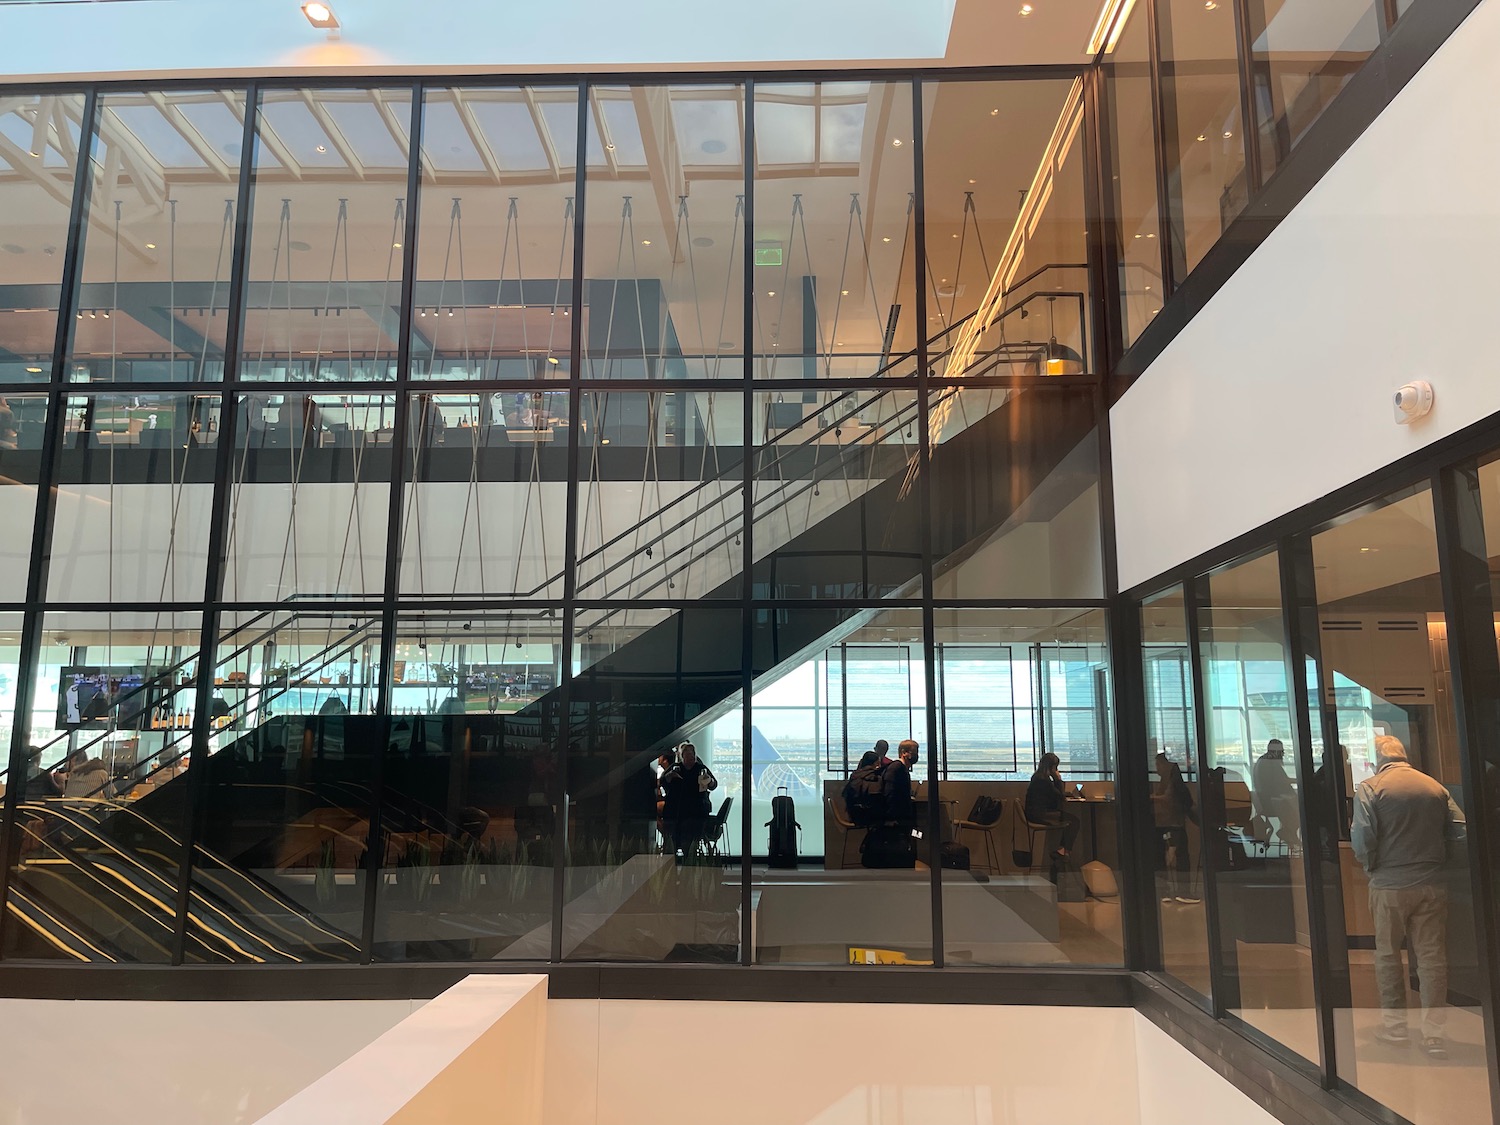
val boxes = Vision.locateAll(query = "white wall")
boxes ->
[1110,0,1500,591]
[0,998,417,1125]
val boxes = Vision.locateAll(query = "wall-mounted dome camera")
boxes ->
[1394,380,1434,425]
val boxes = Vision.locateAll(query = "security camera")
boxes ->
[1394,380,1434,425]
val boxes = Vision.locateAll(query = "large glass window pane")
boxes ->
[240,89,411,382]
[400,391,569,600]
[1142,587,1211,1001]
[0,93,86,384]
[6,610,200,962]
[185,609,380,962]
[1197,549,1318,1064]
[225,393,393,601]
[1104,5,1166,343]
[752,606,935,966]
[936,608,1120,968]
[0,394,48,590]
[750,388,924,600]
[1160,0,1251,277]
[1250,1,1381,181]
[374,610,562,961]
[581,85,745,381]
[48,393,220,602]
[411,86,578,381]
[922,78,1091,377]
[575,391,744,601]
[68,91,247,383]
[564,606,743,962]
[1311,485,1489,1121]
[753,82,916,381]
[928,386,1102,599]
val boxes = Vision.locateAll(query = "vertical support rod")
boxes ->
[552,80,591,964]
[1185,575,1230,1014]
[740,78,757,967]
[0,89,99,960]
[910,79,945,965]
[362,82,425,963]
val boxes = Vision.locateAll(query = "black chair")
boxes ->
[700,796,734,859]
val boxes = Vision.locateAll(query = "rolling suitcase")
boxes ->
[766,787,800,868]
[940,841,971,870]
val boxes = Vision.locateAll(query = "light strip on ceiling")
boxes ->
[1085,0,1139,56]
[944,78,1085,383]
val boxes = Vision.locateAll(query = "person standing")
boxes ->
[1351,735,1466,1058]
[881,740,919,828]
[1152,751,1199,904]
[661,742,717,856]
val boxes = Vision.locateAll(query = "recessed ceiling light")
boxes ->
[1204,1,1218,8]
[1223,130,1233,138]
[315,144,327,154]
[1146,233,1155,238]
[145,242,157,249]
[841,290,848,295]
[1019,3,1033,13]
[641,239,651,246]
[1196,134,1206,142]
[605,142,616,151]
[25,366,41,373]
[990,109,999,116]
[301,1,338,28]
[393,242,401,248]
[951,233,958,238]
[882,236,891,243]
[1134,233,1142,239]
[968,178,977,185]
[892,138,903,147]
[1144,285,1151,291]
[767,291,776,297]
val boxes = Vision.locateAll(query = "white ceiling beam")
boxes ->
[301,91,365,180]
[448,88,504,186]
[521,87,562,184]
[631,86,684,264]
[145,92,233,182]
[0,131,152,265]
[221,90,302,181]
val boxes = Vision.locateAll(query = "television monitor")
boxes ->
[58,666,161,730]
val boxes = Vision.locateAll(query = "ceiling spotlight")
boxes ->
[1019,3,1033,13]
[841,289,849,295]
[1223,130,1233,138]
[315,144,327,154]
[1144,285,1151,291]
[301,1,339,28]
[990,109,999,116]
[642,239,651,246]
[1204,0,1217,8]
[767,290,776,297]
[392,242,401,248]
[892,138,903,147]
[145,242,157,249]
[547,356,560,365]
[968,178,977,185]
[1196,134,1206,142]
[882,236,891,243]
[605,142,616,151]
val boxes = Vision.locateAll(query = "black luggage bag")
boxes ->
[940,841,970,870]
[766,787,800,868]
[862,824,918,869]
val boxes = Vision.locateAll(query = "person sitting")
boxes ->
[1025,751,1080,859]
[1252,739,1301,850]
[61,749,111,798]
[661,742,717,856]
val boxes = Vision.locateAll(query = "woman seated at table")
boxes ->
[1025,751,1080,860]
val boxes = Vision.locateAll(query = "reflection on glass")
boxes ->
[918,79,1086,376]
[185,609,380,962]
[0,93,86,384]
[48,394,221,601]
[565,607,743,962]
[575,391,744,601]
[225,393,393,601]
[929,386,1101,599]
[240,89,412,381]
[752,606,933,965]
[1311,485,1490,1122]
[1159,0,1249,277]
[412,86,578,381]
[0,395,47,591]
[1251,2,1381,181]
[1142,587,1210,1001]
[69,90,247,382]
[582,85,745,380]
[921,78,1090,374]
[1104,6,1165,343]
[750,389,924,600]
[754,82,915,380]
[4,611,200,962]
[374,611,561,961]
[935,608,1120,968]
[1197,550,1318,1063]
[400,392,569,599]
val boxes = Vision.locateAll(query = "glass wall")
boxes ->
[0,75,1106,973]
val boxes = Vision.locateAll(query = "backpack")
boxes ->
[842,764,888,827]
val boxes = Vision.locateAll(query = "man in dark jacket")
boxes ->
[1352,735,1465,1058]
[661,742,717,855]
[881,739,919,827]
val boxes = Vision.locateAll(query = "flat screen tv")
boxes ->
[58,665,161,730]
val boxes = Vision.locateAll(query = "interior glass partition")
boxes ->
[1308,484,1491,1125]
